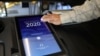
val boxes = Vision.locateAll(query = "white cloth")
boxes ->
[52,0,100,24]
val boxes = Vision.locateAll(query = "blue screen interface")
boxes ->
[17,16,62,56]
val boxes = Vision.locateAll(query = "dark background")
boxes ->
[2,0,86,7]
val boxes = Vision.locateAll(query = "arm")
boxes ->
[52,0,100,24]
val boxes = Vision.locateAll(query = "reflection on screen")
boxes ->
[17,16,62,56]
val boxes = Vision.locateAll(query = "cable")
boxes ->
[0,41,5,56]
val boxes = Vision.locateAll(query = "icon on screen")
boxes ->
[37,43,48,50]
[36,36,41,40]
[40,44,44,47]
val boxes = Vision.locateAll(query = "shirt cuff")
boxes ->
[60,13,73,24]
[52,10,76,24]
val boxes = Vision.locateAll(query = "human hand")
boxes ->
[41,14,61,25]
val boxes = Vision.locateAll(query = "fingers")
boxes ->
[41,14,52,22]
[41,15,48,22]
[41,14,61,25]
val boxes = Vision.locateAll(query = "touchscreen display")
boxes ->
[17,15,62,56]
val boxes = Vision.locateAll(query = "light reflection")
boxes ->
[23,38,31,56]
